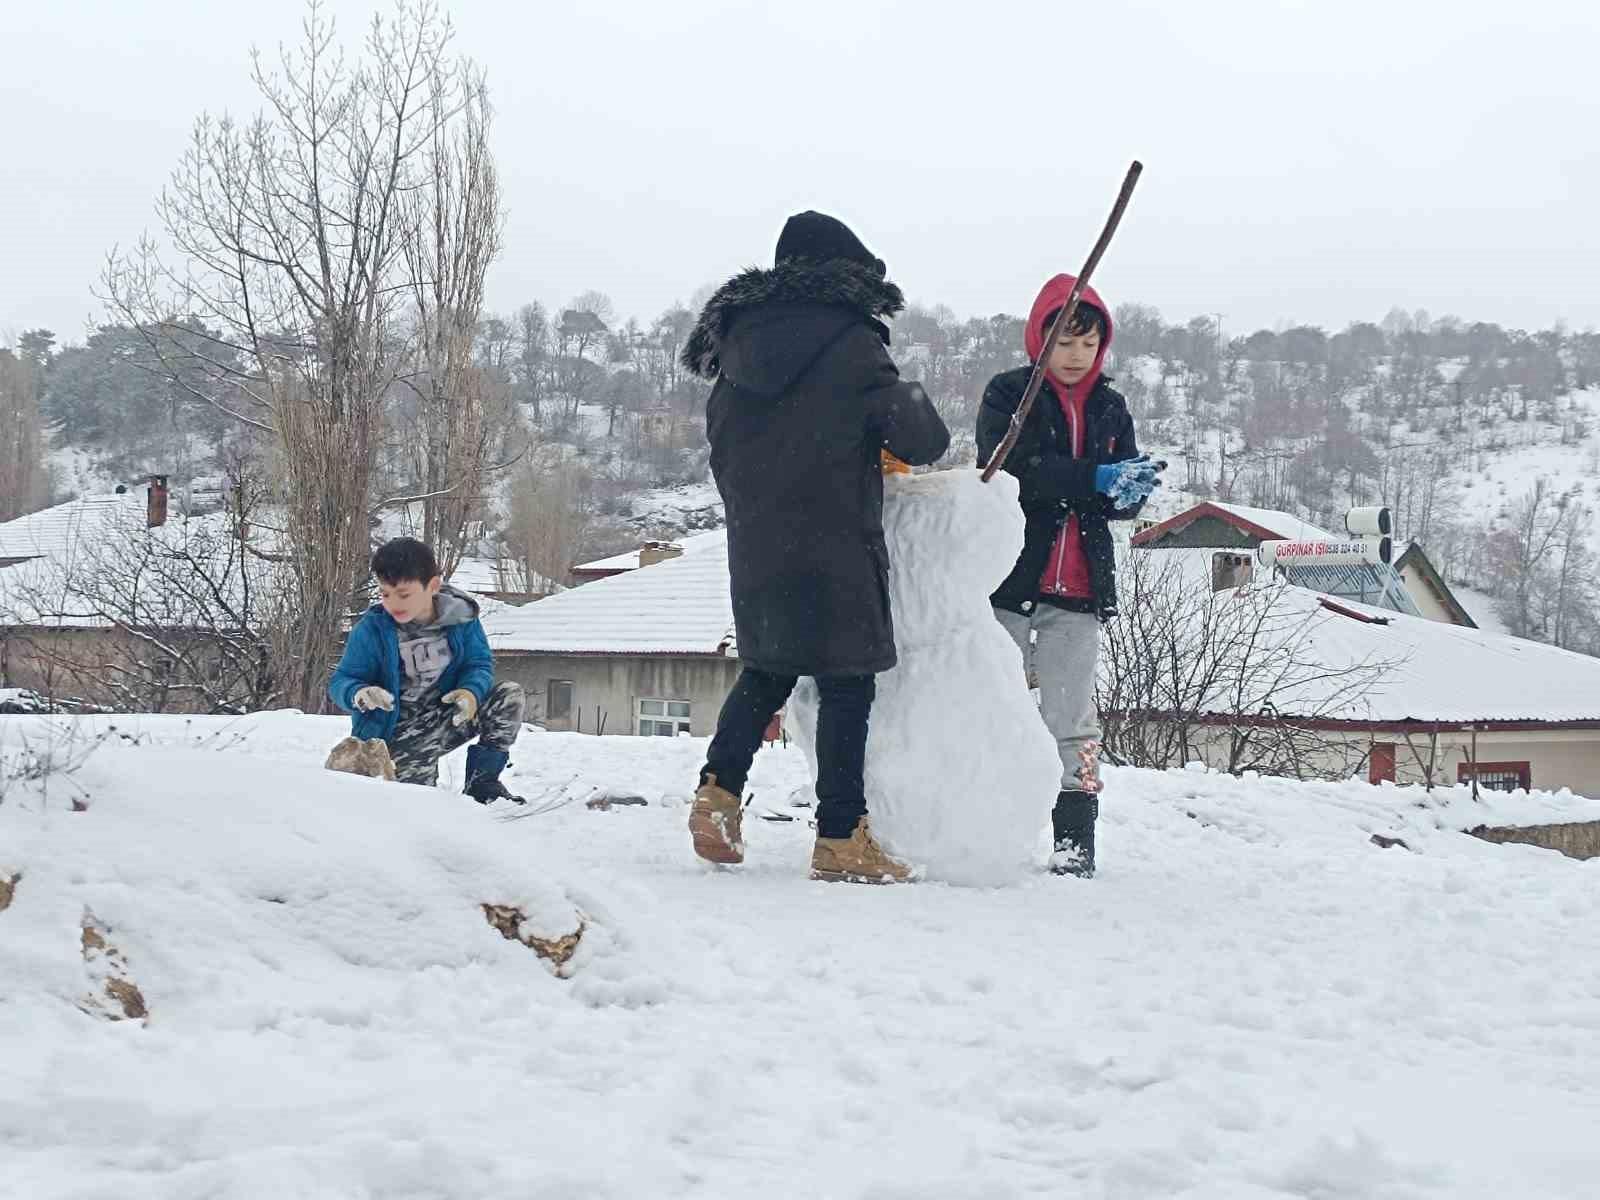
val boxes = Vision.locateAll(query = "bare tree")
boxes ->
[0,347,50,521]
[1551,502,1599,651]
[513,302,551,422]
[397,58,505,576]
[102,1,495,709]
[1098,552,1400,779]
[1487,479,1566,639]
[501,452,595,593]
[552,293,614,420]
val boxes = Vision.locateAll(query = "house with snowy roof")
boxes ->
[485,490,1600,791]
[0,477,289,711]
[0,480,166,567]
[1105,544,1600,796]
[568,528,728,586]
[483,530,739,736]
[1132,499,1477,627]
[433,555,557,605]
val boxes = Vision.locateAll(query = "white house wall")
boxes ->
[1179,725,1600,798]
[1396,566,1459,626]
[495,653,742,738]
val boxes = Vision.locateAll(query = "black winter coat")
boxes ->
[977,367,1144,619]
[684,259,950,676]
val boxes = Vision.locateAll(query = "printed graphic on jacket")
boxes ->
[397,632,452,702]
[395,587,478,702]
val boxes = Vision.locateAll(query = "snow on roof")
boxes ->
[0,492,147,562]
[1276,586,1600,724]
[486,530,734,656]
[1125,547,1600,724]
[1131,499,1337,549]
[495,522,1600,717]
[1207,501,1336,543]
[447,556,556,598]
[571,528,727,575]
[0,504,284,630]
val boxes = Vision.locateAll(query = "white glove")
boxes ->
[353,686,394,713]
[442,688,478,727]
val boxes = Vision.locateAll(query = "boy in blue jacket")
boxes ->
[329,537,527,803]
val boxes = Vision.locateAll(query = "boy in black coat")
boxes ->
[682,211,950,882]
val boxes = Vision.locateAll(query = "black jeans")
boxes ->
[702,667,876,839]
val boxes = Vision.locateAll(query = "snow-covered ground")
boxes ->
[621,477,723,532]
[1452,582,1514,637]
[45,445,120,499]
[1442,388,1600,545]
[4,712,1600,1198]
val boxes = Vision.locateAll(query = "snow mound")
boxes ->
[0,731,656,1033]
[790,470,1061,884]
[5,715,1600,1196]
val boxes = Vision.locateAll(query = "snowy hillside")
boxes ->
[5,712,1600,1197]
[1439,386,1600,535]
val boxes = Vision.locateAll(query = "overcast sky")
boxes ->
[5,0,1598,347]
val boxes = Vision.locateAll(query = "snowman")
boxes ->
[787,468,1061,885]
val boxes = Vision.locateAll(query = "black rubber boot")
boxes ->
[466,775,526,805]
[1050,789,1098,877]
[464,745,525,805]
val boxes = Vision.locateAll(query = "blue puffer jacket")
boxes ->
[327,600,495,742]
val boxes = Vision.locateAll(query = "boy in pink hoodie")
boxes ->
[976,275,1162,876]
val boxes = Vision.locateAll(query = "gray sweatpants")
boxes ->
[994,605,1101,790]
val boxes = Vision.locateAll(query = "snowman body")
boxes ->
[787,469,1061,885]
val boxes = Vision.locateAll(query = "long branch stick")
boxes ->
[980,160,1144,483]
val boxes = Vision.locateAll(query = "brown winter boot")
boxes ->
[688,774,744,865]
[810,817,912,884]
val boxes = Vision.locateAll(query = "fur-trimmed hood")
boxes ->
[682,259,905,380]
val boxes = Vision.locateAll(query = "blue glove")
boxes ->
[1094,455,1163,508]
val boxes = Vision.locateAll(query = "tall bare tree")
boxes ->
[0,346,50,521]
[102,1,497,709]
[398,57,504,575]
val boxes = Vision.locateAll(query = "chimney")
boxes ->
[147,475,169,528]
[1211,550,1251,592]
[638,539,684,568]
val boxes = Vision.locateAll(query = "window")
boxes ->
[638,698,691,737]
[546,679,574,724]
[1458,761,1531,793]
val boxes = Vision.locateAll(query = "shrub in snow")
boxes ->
[0,688,49,714]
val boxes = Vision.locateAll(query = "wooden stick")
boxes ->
[981,161,1144,483]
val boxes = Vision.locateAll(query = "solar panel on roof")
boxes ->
[1275,562,1421,617]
